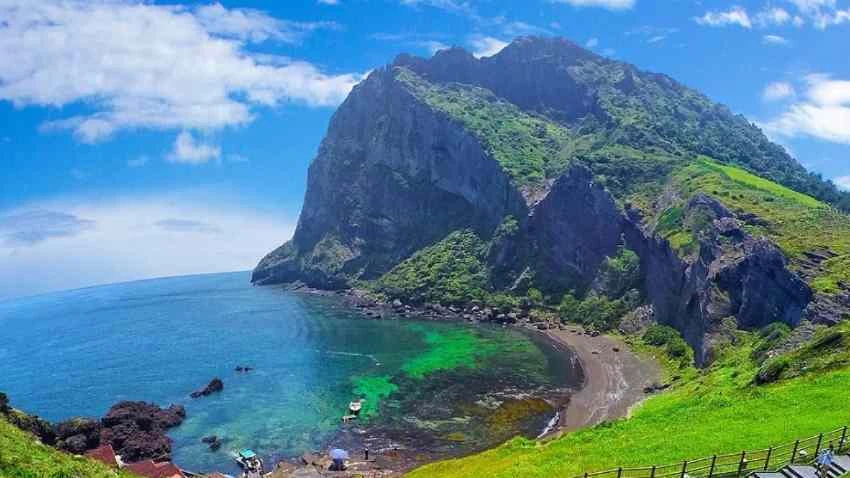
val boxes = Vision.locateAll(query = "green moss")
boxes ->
[376,229,490,305]
[0,417,139,478]
[351,375,399,418]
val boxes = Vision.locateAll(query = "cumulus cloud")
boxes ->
[755,7,793,26]
[167,132,222,165]
[694,6,752,28]
[0,0,363,143]
[762,34,790,45]
[0,197,295,300]
[468,35,508,58]
[764,74,850,144]
[781,0,850,28]
[834,176,850,191]
[0,210,94,247]
[551,0,636,10]
[586,37,599,48]
[763,81,796,101]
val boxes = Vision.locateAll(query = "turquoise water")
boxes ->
[0,272,574,474]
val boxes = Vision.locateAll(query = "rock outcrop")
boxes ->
[191,378,223,398]
[100,401,185,462]
[55,417,101,454]
[624,195,811,364]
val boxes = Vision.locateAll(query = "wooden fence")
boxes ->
[573,426,849,478]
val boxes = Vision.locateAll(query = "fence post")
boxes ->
[841,426,849,453]
[617,467,623,478]
[708,455,717,478]
[791,440,800,463]
[681,460,688,478]
[651,466,656,478]
[737,451,747,478]
[764,447,773,471]
[814,433,824,460]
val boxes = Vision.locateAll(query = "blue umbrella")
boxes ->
[330,448,349,460]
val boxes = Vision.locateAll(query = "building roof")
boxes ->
[124,460,185,478]
[85,444,119,468]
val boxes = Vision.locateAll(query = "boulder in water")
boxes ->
[191,378,223,398]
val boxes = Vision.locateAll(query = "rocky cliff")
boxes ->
[254,36,850,364]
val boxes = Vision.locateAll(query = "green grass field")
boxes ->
[407,333,850,478]
[0,417,138,478]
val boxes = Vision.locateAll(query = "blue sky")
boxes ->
[1,0,850,300]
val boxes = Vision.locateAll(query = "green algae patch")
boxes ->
[352,375,399,418]
[401,326,499,379]
[486,398,553,436]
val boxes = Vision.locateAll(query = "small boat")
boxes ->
[349,399,363,416]
[232,448,263,473]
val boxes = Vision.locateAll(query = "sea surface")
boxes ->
[0,272,578,474]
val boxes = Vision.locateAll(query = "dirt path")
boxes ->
[544,328,660,433]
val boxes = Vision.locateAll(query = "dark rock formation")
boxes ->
[202,435,222,451]
[100,401,185,462]
[235,366,254,372]
[191,378,223,398]
[0,392,8,414]
[55,417,101,454]
[624,195,811,364]
[252,63,527,289]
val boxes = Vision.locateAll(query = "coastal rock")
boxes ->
[100,401,185,462]
[6,409,57,445]
[0,392,9,414]
[55,417,101,453]
[235,366,254,372]
[202,435,222,451]
[191,378,224,398]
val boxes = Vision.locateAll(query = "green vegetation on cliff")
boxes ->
[407,329,850,478]
[376,229,491,304]
[396,67,574,188]
[663,159,850,293]
[0,417,137,478]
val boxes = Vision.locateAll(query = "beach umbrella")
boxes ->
[330,448,349,460]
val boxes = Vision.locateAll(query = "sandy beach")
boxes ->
[543,327,661,434]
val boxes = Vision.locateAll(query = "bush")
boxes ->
[751,322,791,361]
[756,356,790,384]
[596,246,641,298]
[560,292,626,331]
[643,325,693,362]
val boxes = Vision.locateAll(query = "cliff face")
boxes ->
[252,66,527,288]
[255,36,850,364]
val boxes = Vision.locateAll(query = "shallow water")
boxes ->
[0,272,578,474]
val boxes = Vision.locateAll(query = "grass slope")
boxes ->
[0,417,137,478]
[665,159,850,293]
[407,335,850,478]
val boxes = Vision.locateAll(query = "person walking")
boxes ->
[816,444,835,478]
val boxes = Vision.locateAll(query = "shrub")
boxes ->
[756,356,790,384]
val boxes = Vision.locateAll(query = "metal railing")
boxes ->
[573,426,849,478]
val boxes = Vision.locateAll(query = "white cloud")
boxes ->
[0,197,295,300]
[551,0,636,11]
[127,156,150,168]
[167,131,222,165]
[194,3,338,43]
[834,175,850,191]
[0,0,363,143]
[782,0,850,29]
[647,35,666,43]
[764,74,850,144]
[586,37,599,48]
[318,0,340,4]
[695,6,752,28]
[755,7,792,26]
[763,81,796,101]
[762,34,790,45]
[468,35,508,58]
[417,40,451,55]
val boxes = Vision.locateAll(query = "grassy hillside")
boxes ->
[0,417,137,478]
[655,159,850,293]
[407,326,850,478]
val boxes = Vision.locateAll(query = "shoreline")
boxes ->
[539,327,660,436]
[261,286,661,477]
